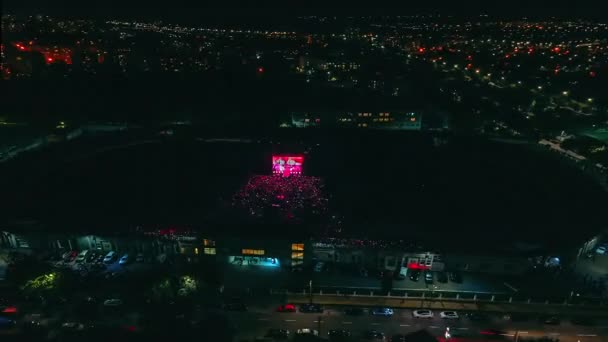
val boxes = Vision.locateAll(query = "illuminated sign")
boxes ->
[272,155,303,177]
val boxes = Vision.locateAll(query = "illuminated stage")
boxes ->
[272,155,303,177]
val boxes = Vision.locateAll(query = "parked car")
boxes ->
[0,317,17,330]
[449,271,463,283]
[465,312,489,321]
[391,334,407,342]
[413,309,434,318]
[424,271,433,284]
[276,304,296,312]
[135,253,145,263]
[61,322,86,331]
[394,267,407,280]
[300,303,323,313]
[296,328,318,336]
[541,316,561,325]
[440,311,459,319]
[265,329,290,339]
[344,307,365,316]
[103,299,123,306]
[328,329,351,339]
[85,252,98,263]
[62,251,78,262]
[409,269,421,281]
[364,330,385,340]
[118,254,130,265]
[371,307,393,316]
[596,245,607,254]
[75,250,90,263]
[103,251,117,264]
[437,272,448,283]
[505,312,529,321]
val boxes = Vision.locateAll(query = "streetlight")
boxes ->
[587,98,593,103]
[562,91,569,96]
[309,280,313,304]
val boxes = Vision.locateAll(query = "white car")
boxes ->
[103,251,116,264]
[75,250,90,263]
[440,311,459,319]
[413,309,434,318]
[371,307,394,316]
[296,329,318,336]
[61,322,85,330]
[596,246,607,254]
[103,299,123,306]
[118,254,130,265]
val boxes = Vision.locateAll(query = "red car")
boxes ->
[276,304,296,312]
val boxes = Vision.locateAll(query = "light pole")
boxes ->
[309,280,313,304]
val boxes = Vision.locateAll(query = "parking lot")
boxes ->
[285,264,514,297]
[47,250,162,283]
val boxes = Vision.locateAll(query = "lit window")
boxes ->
[292,252,304,259]
[242,249,265,255]
[203,239,216,247]
[204,248,216,255]
[195,248,199,255]
[291,243,304,251]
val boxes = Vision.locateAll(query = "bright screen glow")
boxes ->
[272,155,303,177]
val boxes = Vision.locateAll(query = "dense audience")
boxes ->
[232,175,328,220]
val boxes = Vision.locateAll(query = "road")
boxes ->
[224,303,608,341]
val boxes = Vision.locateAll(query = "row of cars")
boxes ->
[273,304,596,326]
[264,328,386,341]
[275,304,460,319]
[52,250,145,267]
[405,269,462,284]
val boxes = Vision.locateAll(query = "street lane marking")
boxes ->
[457,328,468,330]
[285,319,296,322]
[342,322,352,324]
[429,326,439,329]
[313,320,324,323]
[548,333,560,336]
[577,334,597,337]
[400,324,410,327]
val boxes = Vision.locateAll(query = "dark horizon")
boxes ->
[4,0,608,22]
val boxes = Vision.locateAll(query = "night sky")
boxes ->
[3,0,606,21]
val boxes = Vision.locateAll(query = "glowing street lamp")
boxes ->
[562,91,569,96]
[587,98,593,103]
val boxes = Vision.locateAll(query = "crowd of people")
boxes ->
[232,175,328,220]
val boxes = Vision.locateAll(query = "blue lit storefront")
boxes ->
[219,238,306,271]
